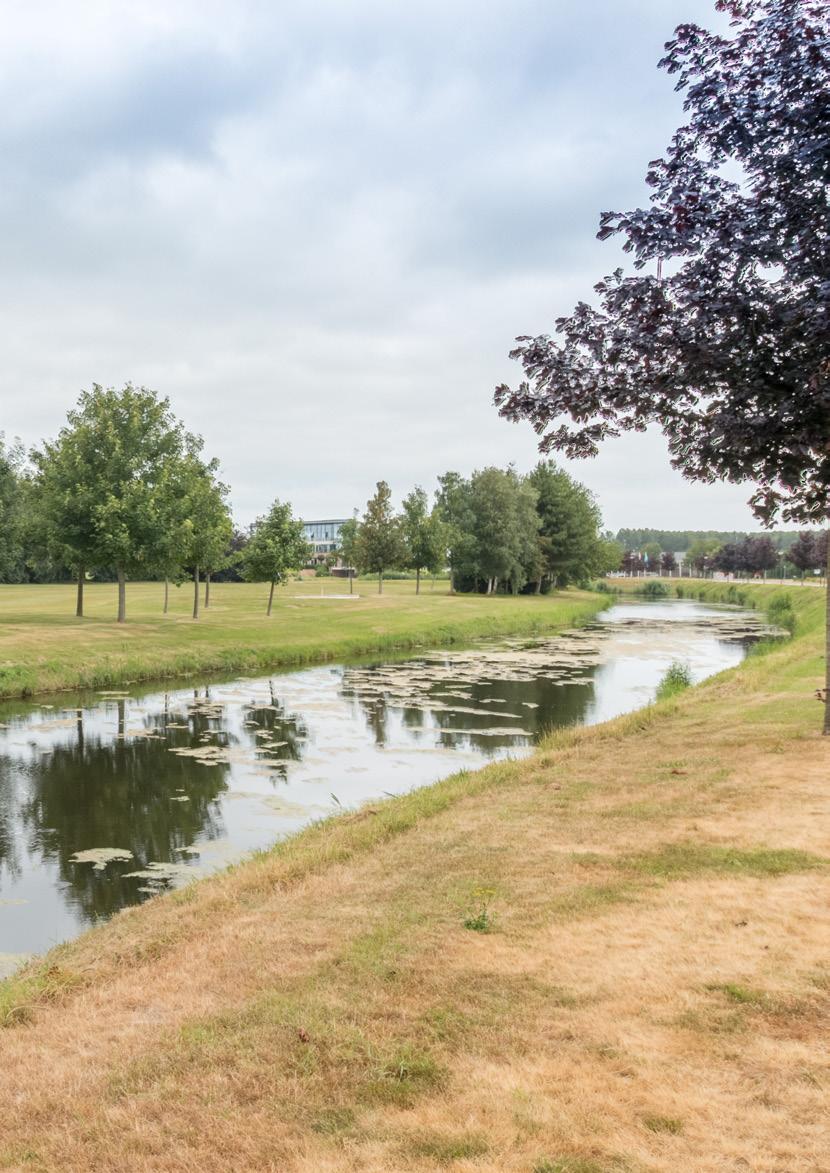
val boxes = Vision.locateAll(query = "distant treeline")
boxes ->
[615,528,804,553]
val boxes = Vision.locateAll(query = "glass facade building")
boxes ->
[301,519,350,564]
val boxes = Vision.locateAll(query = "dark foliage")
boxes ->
[496,0,829,527]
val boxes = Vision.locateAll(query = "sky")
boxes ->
[0,0,764,533]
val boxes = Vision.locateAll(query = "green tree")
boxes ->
[336,516,359,595]
[34,385,188,621]
[467,467,540,594]
[401,486,446,594]
[596,538,624,577]
[526,462,601,590]
[243,500,310,615]
[177,455,232,619]
[687,538,722,577]
[0,436,25,583]
[435,472,477,593]
[356,481,404,594]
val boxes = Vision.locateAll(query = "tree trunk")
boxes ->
[416,567,421,595]
[534,578,542,594]
[824,535,830,735]
[75,566,84,618]
[205,573,211,608]
[267,579,275,616]
[349,570,353,595]
[163,577,170,614]
[378,570,383,594]
[193,567,200,620]
[116,567,126,623]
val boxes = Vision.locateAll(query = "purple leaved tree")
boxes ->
[495,0,830,730]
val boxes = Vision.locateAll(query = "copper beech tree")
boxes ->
[495,0,830,729]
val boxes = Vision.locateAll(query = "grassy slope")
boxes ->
[0,583,827,1172]
[0,579,607,698]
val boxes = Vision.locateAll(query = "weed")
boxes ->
[656,661,693,701]
[463,887,496,932]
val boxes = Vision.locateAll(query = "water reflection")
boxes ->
[0,600,777,969]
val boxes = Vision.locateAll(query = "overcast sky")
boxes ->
[0,0,764,532]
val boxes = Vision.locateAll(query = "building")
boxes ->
[302,518,350,565]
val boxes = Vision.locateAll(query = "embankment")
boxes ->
[0,582,826,1172]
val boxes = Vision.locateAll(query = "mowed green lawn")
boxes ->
[0,578,607,699]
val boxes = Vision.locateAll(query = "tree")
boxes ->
[336,517,359,595]
[356,481,404,594]
[435,473,477,593]
[462,468,540,595]
[495,1,830,728]
[642,541,662,570]
[527,461,604,590]
[596,537,624,576]
[622,549,644,576]
[243,500,309,615]
[176,455,232,619]
[661,550,677,575]
[0,436,25,584]
[401,487,446,594]
[34,384,188,622]
[745,535,778,578]
[713,542,742,575]
[788,532,817,580]
[687,539,721,577]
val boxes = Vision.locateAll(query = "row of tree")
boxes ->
[344,464,619,595]
[1,386,310,621]
[2,385,615,619]
[615,528,804,555]
[621,532,829,580]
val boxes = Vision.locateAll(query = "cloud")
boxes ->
[0,0,754,532]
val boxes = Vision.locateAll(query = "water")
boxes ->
[0,599,776,973]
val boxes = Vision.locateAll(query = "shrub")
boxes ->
[636,580,670,598]
[656,661,692,701]
[766,592,796,634]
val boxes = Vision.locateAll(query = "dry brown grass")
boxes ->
[0,588,828,1172]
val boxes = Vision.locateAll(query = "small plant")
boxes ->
[766,592,796,634]
[463,887,496,932]
[636,579,669,598]
[655,661,693,701]
[643,1113,684,1135]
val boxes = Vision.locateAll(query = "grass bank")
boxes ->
[0,580,607,699]
[0,583,827,1172]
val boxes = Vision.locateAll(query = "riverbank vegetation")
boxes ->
[0,579,607,700]
[0,582,826,1171]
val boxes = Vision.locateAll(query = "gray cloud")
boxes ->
[0,0,755,532]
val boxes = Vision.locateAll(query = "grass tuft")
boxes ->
[406,1130,489,1164]
[643,1113,684,1135]
[621,842,825,880]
